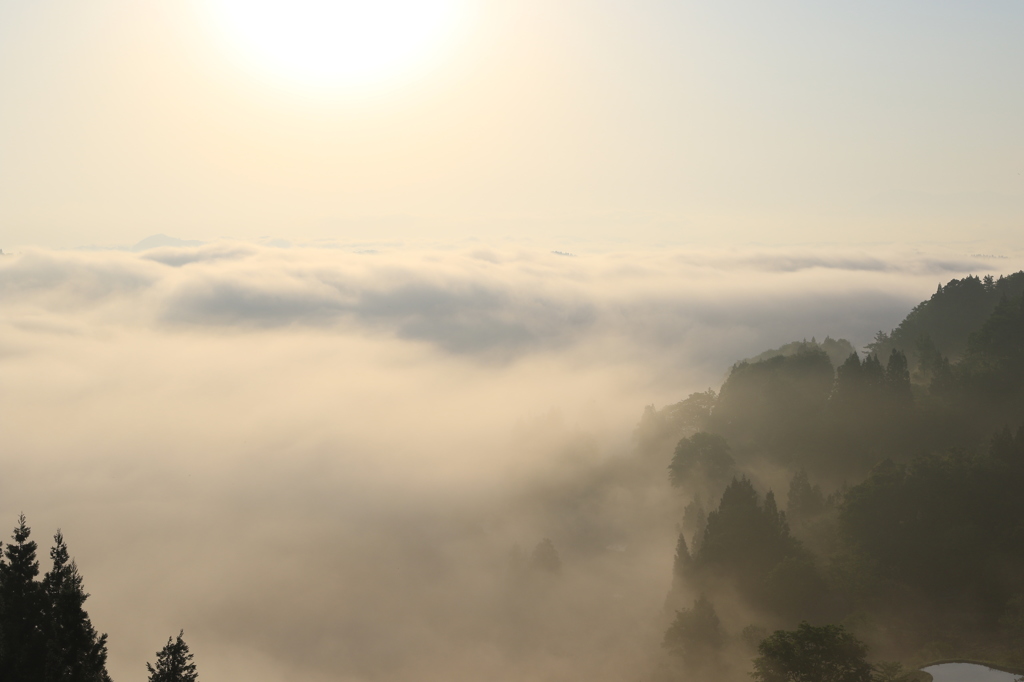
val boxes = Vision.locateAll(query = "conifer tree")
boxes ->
[861,354,885,392]
[786,469,825,527]
[0,514,46,682]
[147,630,198,682]
[832,353,862,405]
[663,594,725,671]
[42,531,111,682]
[884,349,912,402]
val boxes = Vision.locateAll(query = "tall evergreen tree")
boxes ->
[861,354,885,392]
[42,531,111,682]
[786,469,825,527]
[884,349,912,402]
[147,630,198,682]
[663,594,725,671]
[0,514,46,682]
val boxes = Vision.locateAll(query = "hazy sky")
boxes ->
[2,0,1022,249]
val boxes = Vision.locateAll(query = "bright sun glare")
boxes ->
[205,0,465,92]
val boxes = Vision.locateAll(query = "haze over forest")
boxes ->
[2,2,1024,682]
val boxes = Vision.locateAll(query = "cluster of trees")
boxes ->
[0,515,198,682]
[0,515,111,682]
[869,272,1024,366]
[645,273,1024,483]
[750,622,910,682]
[649,271,1024,679]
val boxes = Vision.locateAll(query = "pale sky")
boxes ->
[1,1,1023,248]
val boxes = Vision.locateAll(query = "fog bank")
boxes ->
[0,244,1013,681]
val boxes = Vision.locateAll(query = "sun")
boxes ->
[202,0,466,92]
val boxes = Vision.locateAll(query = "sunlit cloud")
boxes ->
[0,244,1018,681]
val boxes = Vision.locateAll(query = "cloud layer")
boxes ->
[0,244,1016,681]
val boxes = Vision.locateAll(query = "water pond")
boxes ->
[921,662,1021,682]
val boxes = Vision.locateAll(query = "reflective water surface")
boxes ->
[922,663,1020,682]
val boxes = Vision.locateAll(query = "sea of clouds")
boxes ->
[0,243,1017,681]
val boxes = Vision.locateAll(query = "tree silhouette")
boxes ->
[42,531,111,682]
[884,349,912,402]
[0,514,46,682]
[752,622,872,682]
[663,594,724,671]
[147,630,198,682]
[786,469,825,527]
[669,432,734,490]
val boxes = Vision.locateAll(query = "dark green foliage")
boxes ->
[42,531,111,682]
[743,338,857,369]
[668,432,735,492]
[967,294,1024,362]
[712,347,834,454]
[884,350,912,402]
[868,272,1024,364]
[685,478,828,621]
[955,295,1024,416]
[650,271,1024,671]
[0,518,110,682]
[696,479,793,586]
[832,352,863,404]
[0,514,46,682]
[663,595,724,671]
[840,447,1024,631]
[634,390,717,457]
[786,469,826,527]
[147,630,198,682]
[706,344,926,479]
[752,622,872,682]
[831,352,902,408]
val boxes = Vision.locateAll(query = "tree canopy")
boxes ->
[752,622,872,682]
[147,630,198,682]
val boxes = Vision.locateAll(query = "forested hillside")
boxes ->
[645,271,1024,681]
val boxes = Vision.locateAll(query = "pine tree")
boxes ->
[861,354,885,391]
[663,594,725,672]
[147,630,198,682]
[832,352,862,405]
[42,531,111,682]
[786,469,825,527]
[0,514,46,682]
[884,349,912,402]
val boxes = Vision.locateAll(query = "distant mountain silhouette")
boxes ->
[131,234,204,252]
